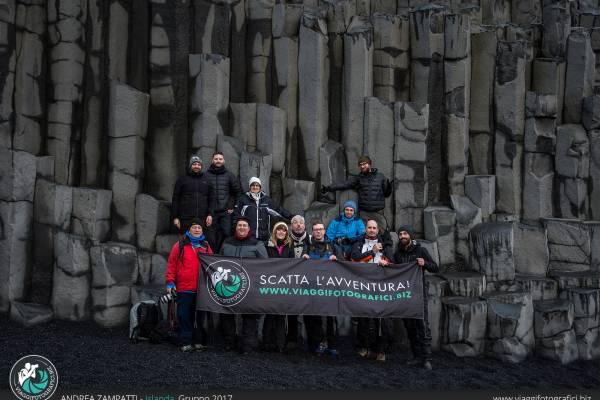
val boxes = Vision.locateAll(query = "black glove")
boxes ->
[321,185,331,194]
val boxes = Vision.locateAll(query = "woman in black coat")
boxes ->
[234,177,292,242]
[263,222,294,352]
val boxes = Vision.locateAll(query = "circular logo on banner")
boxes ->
[206,259,250,307]
[9,355,58,400]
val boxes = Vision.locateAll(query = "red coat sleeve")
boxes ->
[165,242,180,286]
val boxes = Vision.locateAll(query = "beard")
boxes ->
[400,238,410,246]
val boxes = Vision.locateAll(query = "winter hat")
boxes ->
[357,155,372,165]
[249,177,262,188]
[397,225,416,239]
[189,155,202,168]
[188,218,203,229]
[343,200,357,212]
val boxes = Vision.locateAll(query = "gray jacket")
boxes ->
[220,236,268,259]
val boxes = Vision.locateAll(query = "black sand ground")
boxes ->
[1,317,599,391]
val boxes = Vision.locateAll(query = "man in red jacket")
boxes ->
[165,219,213,352]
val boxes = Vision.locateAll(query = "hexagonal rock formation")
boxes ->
[442,296,488,357]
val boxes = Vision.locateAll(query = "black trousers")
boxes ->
[263,314,286,351]
[356,317,390,354]
[402,299,432,361]
[304,315,337,350]
[286,315,299,344]
[219,313,236,348]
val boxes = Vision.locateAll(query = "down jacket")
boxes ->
[165,238,213,292]
[171,170,215,222]
[234,191,292,241]
[205,164,242,213]
[393,241,439,273]
[328,168,392,212]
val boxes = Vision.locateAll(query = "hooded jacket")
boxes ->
[326,202,366,251]
[171,163,216,222]
[328,168,392,212]
[205,164,242,213]
[393,241,439,273]
[234,191,292,241]
[165,237,213,292]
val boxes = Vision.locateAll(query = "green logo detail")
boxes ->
[22,369,49,395]
[215,274,241,298]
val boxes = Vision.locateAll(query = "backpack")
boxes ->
[129,301,163,343]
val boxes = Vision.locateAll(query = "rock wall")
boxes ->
[1,0,600,363]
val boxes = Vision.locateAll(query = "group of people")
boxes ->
[165,153,438,369]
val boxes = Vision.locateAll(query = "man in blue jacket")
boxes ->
[302,220,343,357]
[326,200,365,259]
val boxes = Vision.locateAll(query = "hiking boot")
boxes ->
[180,344,194,352]
[327,348,339,358]
[315,343,327,356]
[376,353,386,362]
[194,344,208,351]
[357,348,368,358]
[423,361,432,371]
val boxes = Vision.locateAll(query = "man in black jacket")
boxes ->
[321,155,392,230]
[205,152,242,247]
[350,219,395,362]
[394,225,439,371]
[171,156,215,234]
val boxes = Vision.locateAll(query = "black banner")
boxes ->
[196,255,424,318]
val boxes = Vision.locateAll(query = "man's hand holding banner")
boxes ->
[197,255,424,318]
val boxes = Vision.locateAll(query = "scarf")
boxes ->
[185,231,206,248]
[274,239,287,255]
[235,230,251,241]
[249,191,262,205]
[290,230,307,258]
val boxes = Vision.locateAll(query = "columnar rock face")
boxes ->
[451,195,482,259]
[342,16,373,170]
[534,299,579,364]
[91,243,138,327]
[544,218,591,273]
[513,222,549,276]
[563,29,595,124]
[135,194,170,253]
[442,271,486,297]
[51,232,91,321]
[410,5,446,203]
[298,12,328,179]
[107,83,150,244]
[371,13,409,102]
[283,179,316,216]
[46,0,86,186]
[484,291,534,363]
[256,104,286,174]
[319,140,347,203]
[442,296,487,356]
[541,0,570,59]
[246,0,274,104]
[494,41,526,216]
[424,206,456,265]
[12,0,45,155]
[555,125,590,219]
[72,188,112,242]
[560,288,600,349]
[395,102,429,234]
[532,58,566,125]
[147,2,190,202]
[273,3,302,176]
[469,222,515,282]
[190,53,230,163]
[325,0,354,143]
[193,0,234,56]
[0,1,15,148]
[464,175,495,219]
[444,14,470,195]
[239,151,272,195]
[523,91,556,221]
[426,275,448,350]
[0,149,36,312]
[469,28,496,175]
